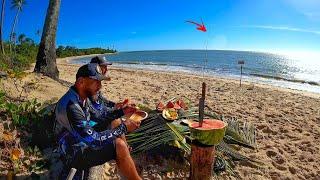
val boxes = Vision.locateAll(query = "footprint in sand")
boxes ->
[261,126,277,135]
[266,150,287,171]
[257,124,267,130]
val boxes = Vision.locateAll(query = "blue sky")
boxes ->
[3,0,320,55]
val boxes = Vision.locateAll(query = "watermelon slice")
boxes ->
[166,101,175,108]
[157,102,165,111]
[174,102,181,110]
[176,99,187,110]
[123,99,129,105]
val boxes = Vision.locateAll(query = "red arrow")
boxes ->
[186,20,207,32]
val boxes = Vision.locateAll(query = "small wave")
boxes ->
[250,73,320,86]
[116,61,169,66]
[115,61,204,68]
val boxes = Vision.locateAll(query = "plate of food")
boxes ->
[128,110,148,122]
[162,108,179,121]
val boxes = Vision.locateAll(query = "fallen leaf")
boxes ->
[2,132,13,141]
[11,149,21,161]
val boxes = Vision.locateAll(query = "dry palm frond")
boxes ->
[223,117,257,149]
[213,153,240,179]
[216,141,254,162]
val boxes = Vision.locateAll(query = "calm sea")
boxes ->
[71,50,320,93]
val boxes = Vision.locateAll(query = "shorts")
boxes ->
[71,141,117,170]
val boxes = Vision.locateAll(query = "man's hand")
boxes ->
[115,99,136,109]
[122,105,137,116]
[124,119,141,132]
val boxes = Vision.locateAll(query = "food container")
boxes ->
[128,110,148,122]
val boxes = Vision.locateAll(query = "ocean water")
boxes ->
[71,50,320,94]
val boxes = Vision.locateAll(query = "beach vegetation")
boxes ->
[0,90,51,175]
[9,0,26,52]
[0,36,116,76]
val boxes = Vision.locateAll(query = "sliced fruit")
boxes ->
[156,102,165,111]
[173,102,181,110]
[123,99,129,105]
[176,99,187,110]
[166,101,175,108]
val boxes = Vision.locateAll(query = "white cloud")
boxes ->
[284,0,320,21]
[238,25,320,35]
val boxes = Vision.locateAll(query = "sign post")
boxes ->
[238,60,245,87]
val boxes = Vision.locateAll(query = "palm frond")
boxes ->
[223,135,255,149]
[127,113,186,154]
[223,117,257,149]
[166,123,191,153]
[213,153,240,178]
[217,141,256,163]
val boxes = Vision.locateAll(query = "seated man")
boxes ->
[88,56,134,132]
[89,56,115,110]
[88,56,130,131]
[55,63,141,179]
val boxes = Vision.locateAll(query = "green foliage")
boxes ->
[0,40,38,74]
[0,91,42,127]
[24,146,48,172]
[9,99,42,126]
[0,90,5,105]
[56,45,116,58]
[127,113,191,154]
[0,35,117,75]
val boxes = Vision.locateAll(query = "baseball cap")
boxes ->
[90,56,112,66]
[76,63,108,81]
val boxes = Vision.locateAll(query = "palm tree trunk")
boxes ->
[9,10,20,53]
[34,0,60,79]
[0,0,5,55]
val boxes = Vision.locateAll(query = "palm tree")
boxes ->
[9,0,26,51]
[34,0,60,79]
[0,0,5,55]
[35,29,41,43]
[17,33,25,44]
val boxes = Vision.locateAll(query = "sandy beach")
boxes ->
[1,54,320,179]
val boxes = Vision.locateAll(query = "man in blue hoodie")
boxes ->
[55,63,141,179]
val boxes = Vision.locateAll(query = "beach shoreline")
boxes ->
[67,54,320,99]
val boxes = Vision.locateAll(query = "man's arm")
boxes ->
[67,103,127,147]
[89,101,124,123]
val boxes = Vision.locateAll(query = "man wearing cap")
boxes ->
[88,56,135,153]
[55,63,141,179]
[88,56,117,119]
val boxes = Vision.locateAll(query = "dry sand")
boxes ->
[1,54,319,179]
